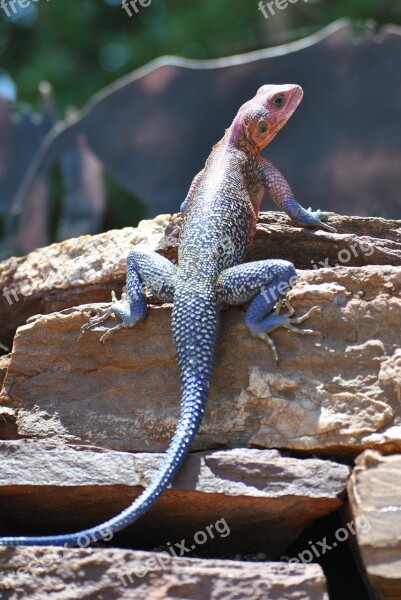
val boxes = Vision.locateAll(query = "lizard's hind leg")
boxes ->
[81,249,177,343]
[216,259,320,363]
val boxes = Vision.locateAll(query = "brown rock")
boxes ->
[1,265,400,455]
[0,354,10,388]
[347,450,401,600]
[379,349,401,403]
[0,441,349,556]
[1,212,400,346]
[0,547,329,599]
[0,215,173,345]
[158,212,401,268]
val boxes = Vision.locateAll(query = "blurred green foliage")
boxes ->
[0,0,399,114]
[0,0,399,232]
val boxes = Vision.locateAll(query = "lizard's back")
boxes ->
[177,141,261,288]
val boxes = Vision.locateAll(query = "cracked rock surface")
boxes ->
[1,265,400,455]
[347,450,401,600]
[0,548,329,599]
[0,211,400,598]
[0,441,349,557]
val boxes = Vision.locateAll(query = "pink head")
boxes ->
[229,84,303,152]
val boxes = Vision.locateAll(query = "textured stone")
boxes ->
[0,214,173,345]
[158,211,401,269]
[0,214,399,597]
[1,212,400,347]
[379,349,401,403]
[1,265,400,455]
[0,547,329,599]
[0,354,9,388]
[0,441,349,556]
[347,450,401,600]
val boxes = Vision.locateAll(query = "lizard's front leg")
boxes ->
[260,157,336,232]
[81,249,177,343]
[216,259,321,363]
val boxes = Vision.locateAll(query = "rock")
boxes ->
[0,213,400,597]
[347,450,401,600]
[0,214,173,345]
[379,349,401,403]
[0,441,349,556]
[1,212,400,346]
[0,354,9,388]
[0,547,329,599]
[1,265,400,455]
[158,212,401,269]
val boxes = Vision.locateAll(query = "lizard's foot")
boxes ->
[306,208,337,233]
[256,297,322,363]
[80,291,145,343]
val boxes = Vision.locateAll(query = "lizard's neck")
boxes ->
[224,114,259,155]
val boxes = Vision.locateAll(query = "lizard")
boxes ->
[0,83,335,547]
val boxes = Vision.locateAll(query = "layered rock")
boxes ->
[0,547,329,600]
[1,265,400,455]
[0,355,9,388]
[158,212,401,269]
[1,212,400,346]
[0,211,400,599]
[347,450,401,600]
[0,441,349,556]
[0,215,172,345]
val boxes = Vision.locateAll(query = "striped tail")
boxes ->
[0,290,220,547]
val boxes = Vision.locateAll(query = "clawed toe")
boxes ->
[284,322,322,338]
[318,220,337,233]
[80,305,116,334]
[256,331,279,364]
[80,290,124,339]
[279,299,322,338]
[307,209,337,233]
[260,298,322,363]
[79,289,144,342]
[288,305,321,327]
[99,322,126,344]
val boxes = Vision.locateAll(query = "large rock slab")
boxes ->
[347,450,401,600]
[0,212,399,345]
[158,212,401,269]
[0,441,348,556]
[0,215,172,345]
[0,547,329,599]
[1,265,400,455]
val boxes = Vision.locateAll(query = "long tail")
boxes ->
[0,291,220,547]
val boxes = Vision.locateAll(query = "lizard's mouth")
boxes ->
[286,85,304,116]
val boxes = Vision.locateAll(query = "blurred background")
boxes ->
[2,0,400,110]
[0,0,400,256]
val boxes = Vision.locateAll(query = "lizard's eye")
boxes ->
[272,95,285,107]
[258,120,269,134]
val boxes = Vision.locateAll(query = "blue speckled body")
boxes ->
[171,142,263,471]
[0,84,331,547]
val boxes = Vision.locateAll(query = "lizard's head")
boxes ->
[232,84,303,152]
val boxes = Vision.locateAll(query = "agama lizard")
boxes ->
[0,84,334,546]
